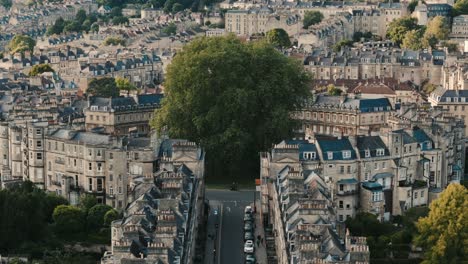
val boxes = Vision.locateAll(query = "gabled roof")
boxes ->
[393,129,417,144]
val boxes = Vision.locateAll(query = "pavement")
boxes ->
[204,189,256,264]
[253,199,268,264]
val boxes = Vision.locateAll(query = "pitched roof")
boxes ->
[317,137,356,161]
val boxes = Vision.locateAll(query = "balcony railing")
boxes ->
[336,189,358,196]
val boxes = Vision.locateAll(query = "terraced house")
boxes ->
[260,107,464,262]
[101,139,205,264]
[295,94,392,137]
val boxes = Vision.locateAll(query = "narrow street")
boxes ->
[204,189,254,264]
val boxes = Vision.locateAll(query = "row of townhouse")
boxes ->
[224,1,410,39]
[260,140,370,264]
[303,45,446,86]
[266,103,464,224]
[294,95,393,137]
[0,48,164,90]
[101,139,205,263]
[84,94,163,136]
[0,119,201,213]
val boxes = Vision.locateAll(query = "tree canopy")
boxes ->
[8,35,36,54]
[266,28,291,48]
[402,29,424,50]
[87,77,120,97]
[327,84,343,96]
[386,16,420,45]
[163,23,177,35]
[151,36,310,180]
[29,64,55,76]
[422,16,450,48]
[116,77,137,92]
[53,205,86,235]
[453,0,468,16]
[86,204,113,230]
[0,0,12,9]
[415,184,468,263]
[103,36,126,46]
[303,11,324,29]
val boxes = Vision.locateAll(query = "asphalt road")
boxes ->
[205,190,255,264]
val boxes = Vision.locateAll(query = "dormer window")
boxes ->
[304,152,316,160]
[327,152,333,160]
[343,151,351,159]
[376,148,385,156]
[90,106,98,111]
[365,149,370,158]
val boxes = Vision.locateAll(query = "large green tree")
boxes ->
[266,28,291,48]
[151,36,310,180]
[402,29,424,50]
[8,35,36,54]
[87,77,120,97]
[415,184,468,263]
[303,11,324,29]
[386,16,420,45]
[53,205,86,235]
[453,0,468,16]
[29,64,55,76]
[86,204,113,230]
[423,16,450,48]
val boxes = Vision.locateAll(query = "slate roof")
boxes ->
[412,127,432,144]
[317,137,356,160]
[89,96,136,108]
[356,136,390,158]
[313,95,392,112]
[372,172,393,180]
[393,129,417,144]
[362,181,383,191]
[137,94,163,105]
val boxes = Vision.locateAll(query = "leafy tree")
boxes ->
[0,52,3,59]
[172,3,183,12]
[266,28,291,48]
[76,9,87,24]
[386,16,419,45]
[151,36,310,180]
[408,0,418,13]
[303,11,324,29]
[87,77,120,97]
[441,41,459,53]
[63,21,82,33]
[43,193,68,223]
[104,209,120,226]
[453,0,468,16]
[402,29,424,50]
[112,16,129,25]
[91,23,100,32]
[422,16,449,48]
[415,184,468,263]
[8,35,36,54]
[116,76,136,92]
[53,205,86,235]
[333,39,353,52]
[163,22,177,35]
[109,6,123,17]
[28,64,54,76]
[0,0,12,9]
[0,182,48,251]
[79,194,98,211]
[86,204,112,230]
[327,84,342,96]
[205,20,211,26]
[103,36,125,46]
[47,17,66,36]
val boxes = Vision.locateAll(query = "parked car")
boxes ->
[245,254,256,264]
[244,240,254,253]
[244,231,254,241]
[244,222,253,232]
[245,206,253,214]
